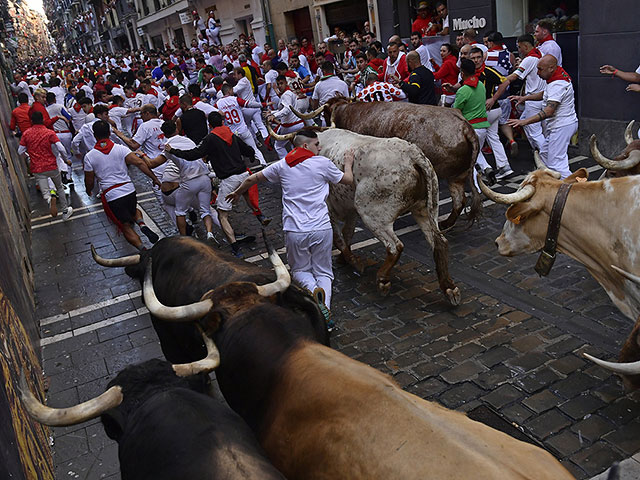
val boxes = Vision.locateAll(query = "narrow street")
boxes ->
[33,147,640,479]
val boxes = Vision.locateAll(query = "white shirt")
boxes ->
[233,76,256,102]
[538,38,562,66]
[216,96,249,134]
[544,79,577,130]
[69,106,88,131]
[312,75,349,104]
[514,55,546,96]
[14,80,33,102]
[252,45,265,67]
[271,89,299,125]
[48,85,66,105]
[133,118,166,178]
[84,144,136,201]
[262,155,344,232]
[194,100,217,117]
[46,104,70,133]
[415,44,433,71]
[109,106,132,131]
[164,135,209,185]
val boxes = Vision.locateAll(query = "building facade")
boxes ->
[5,0,53,60]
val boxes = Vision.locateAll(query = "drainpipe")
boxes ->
[260,0,275,48]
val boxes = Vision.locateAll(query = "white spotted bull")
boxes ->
[291,97,482,230]
[268,124,460,304]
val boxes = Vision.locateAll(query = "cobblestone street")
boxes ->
[32,148,640,479]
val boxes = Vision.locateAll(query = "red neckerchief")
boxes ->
[462,76,479,88]
[546,66,571,84]
[127,92,136,98]
[475,64,485,76]
[109,104,118,109]
[539,34,554,44]
[73,103,82,112]
[285,147,315,167]
[211,126,233,145]
[191,96,200,105]
[147,88,158,97]
[526,48,542,59]
[284,71,297,78]
[94,139,115,154]
[488,45,502,51]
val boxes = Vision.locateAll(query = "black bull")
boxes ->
[123,236,329,368]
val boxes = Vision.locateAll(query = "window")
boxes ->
[496,0,579,38]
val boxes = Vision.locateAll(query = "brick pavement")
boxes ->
[30,151,640,479]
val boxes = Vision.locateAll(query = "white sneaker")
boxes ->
[206,231,220,246]
[62,206,73,221]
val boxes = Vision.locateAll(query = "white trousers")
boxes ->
[274,123,304,159]
[237,128,266,165]
[285,228,334,308]
[176,175,212,218]
[161,188,177,220]
[486,108,510,170]
[539,122,578,179]
[55,132,72,173]
[242,107,268,139]
[522,100,545,152]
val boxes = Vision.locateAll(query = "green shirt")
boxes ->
[453,82,490,129]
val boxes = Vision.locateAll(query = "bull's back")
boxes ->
[333,103,475,179]
[261,342,573,480]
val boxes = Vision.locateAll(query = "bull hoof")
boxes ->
[446,287,461,306]
[377,279,392,296]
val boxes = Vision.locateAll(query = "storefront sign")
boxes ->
[137,27,145,36]
[452,15,487,30]
[178,11,193,24]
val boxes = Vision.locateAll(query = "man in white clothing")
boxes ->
[233,66,268,143]
[508,55,577,178]
[534,19,562,66]
[268,75,308,158]
[226,129,354,326]
[410,31,432,69]
[140,120,216,241]
[84,120,161,249]
[216,83,267,166]
[72,104,113,157]
[311,61,350,109]
[489,34,546,152]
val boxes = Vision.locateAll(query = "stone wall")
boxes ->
[0,52,54,479]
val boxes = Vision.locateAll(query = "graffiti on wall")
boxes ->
[0,288,53,479]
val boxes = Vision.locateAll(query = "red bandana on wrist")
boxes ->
[463,76,480,88]
[211,126,233,145]
[526,47,542,59]
[285,147,315,167]
[546,66,571,84]
[539,34,554,44]
[94,139,115,154]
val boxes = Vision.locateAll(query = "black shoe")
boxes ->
[231,242,243,258]
[140,225,159,244]
[256,213,271,226]
[236,234,256,244]
[482,167,497,186]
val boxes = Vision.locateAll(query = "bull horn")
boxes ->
[266,121,296,142]
[256,230,291,297]
[477,173,536,205]
[612,265,640,285]
[583,353,640,376]
[172,325,220,376]
[291,104,325,120]
[625,120,635,145]
[590,134,640,170]
[533,150,546,170]
[19,372,123,426]
[91,245,140,267]
[143,263,214,322]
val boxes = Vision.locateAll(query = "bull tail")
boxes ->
[413,154,443,233]
[464,125,483,227]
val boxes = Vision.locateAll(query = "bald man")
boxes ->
[507,55,577,178]
[395,51,437,105]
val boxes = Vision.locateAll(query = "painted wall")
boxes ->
[0,54,53,479]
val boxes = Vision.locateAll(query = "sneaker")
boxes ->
[206,231,220,246]
[49,196,58,217]
[256,213,272,226]
[507,140,519,158]
[495,166,514,180]
[62,206,73,221]
[312,287,333,330]
[140,225,159,244]
[482,167,497,186]
[231,243,243,258]
[63,184,71,196]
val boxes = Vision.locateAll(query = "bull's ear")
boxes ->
[563,168,589,184]
[505,202,541,225]
[101,409,125,441]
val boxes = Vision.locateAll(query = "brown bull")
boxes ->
[590,120,640,177]
[293,97,482,229]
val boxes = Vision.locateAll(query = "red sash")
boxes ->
[100,182,129,232]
